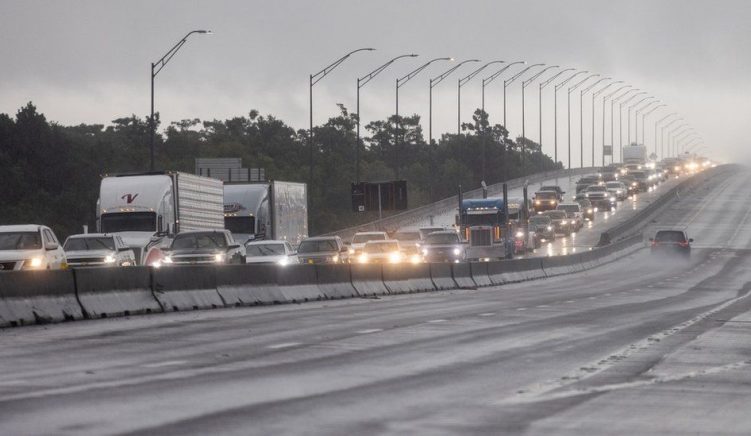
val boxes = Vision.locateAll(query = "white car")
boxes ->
[63,233,136,267]
[349,231,389,256]
[605,181,628,201]
[245,240,298,266]
[0,224,67,271]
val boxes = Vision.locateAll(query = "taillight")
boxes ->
[651,241,658,247]
[679,241,689,247]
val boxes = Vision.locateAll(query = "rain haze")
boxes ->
[1,0,749,164]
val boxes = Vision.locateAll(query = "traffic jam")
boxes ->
[0,151,711,271]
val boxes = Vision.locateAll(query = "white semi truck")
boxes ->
[97,172,224,264]
[623,144,647,166]
[223,181,308,246]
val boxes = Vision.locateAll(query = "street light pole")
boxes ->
[503,63,544,132]
[553,70,587,165]
[539,68,575,159]
[149,29,212,171]
[579,77,612,168]
[520,65,557,170]
[600,84,629,166]
[654,112,678,159]
[666,124,689,157]
[627,96,653,145]
[355,54,417,183]
[458,60,504,134]
[429,59,479,145]
[661,118,684,158]
[639,103,665,156]
[567,73,599,169]
[617,91,646,161]
[481,61,525,116]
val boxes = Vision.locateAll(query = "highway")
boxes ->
[0,165,749,435]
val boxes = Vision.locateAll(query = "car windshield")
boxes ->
[352,233,386,244]
[529,217,551,225]
[0,232,42,250]
[64,237,115,251]
[100,212,156,233]
[557,205,580,213]
[545,211,567,219]
[535,192,557,199]
[540,186,559,192]
[394,232,421,241]
[587,186,606,192]
[298,239,338,253]
[246,244,286,256]
[606,182,621,189]
[364,242,400,253]
[655,231,687,242]
[425,233,459,245]
[631,171,647,179]
[577,199,592,207]
[171,233,227,250]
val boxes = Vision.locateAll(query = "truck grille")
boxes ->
[0,261,17,271]
[470,228,492,247]
[68,257,107,265]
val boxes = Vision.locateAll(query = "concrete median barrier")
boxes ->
[382,263,435,294]
[74,267,161,318]
[316,264,358,299]
[216,264,286,305]
[541,254,584,277]
[470,262,493,287]
[429,263,458,290]
[152,266,224,311]
[351,264,389,296]
[276,265,325,302]
[489,258,546,284]
[0,270,83,327]
[451,262,476,289]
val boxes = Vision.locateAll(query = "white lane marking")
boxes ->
[604,293,612,296]
[267,342,301,350]
[634,288,641,291]
[478,312,496,317]
[356,329,383,334]
[587,296,597,300]
[142,360,187,368]
[0,379,29,386]
[426,319,447,323]
[536,305,550,308]
[516,307,528,311]
[565,300,576,303]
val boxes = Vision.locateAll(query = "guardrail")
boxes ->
[328,167,596,240]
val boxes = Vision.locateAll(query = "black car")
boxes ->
[583,185,616,211]
[575,176,600,193]
[576,198,595,221]
[161,230,245,265]
[421,231,466,263]
[650,230,692,258]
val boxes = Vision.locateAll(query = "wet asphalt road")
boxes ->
[0,166,750,435]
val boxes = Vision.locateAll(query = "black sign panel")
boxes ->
[351,180,408,212]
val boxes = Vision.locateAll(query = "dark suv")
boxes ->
[650,230,692,258]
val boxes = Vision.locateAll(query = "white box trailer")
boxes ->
[623,144,647,165]
[224,181,308,246]
[97,172,224,264]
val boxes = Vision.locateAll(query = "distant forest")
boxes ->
[0,102,561,238]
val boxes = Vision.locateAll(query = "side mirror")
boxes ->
[46,242,59,251]
[118,247,130,252]
[689,238,694,243]
[228,244,241,250]
[648,238,653,242]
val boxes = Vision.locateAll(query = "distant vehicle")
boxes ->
[650,230,692,258]
[584,185,616,211]
[623,144,647,166]
[600,170,618,182]
[629,171,649,192]
[528,215,555,242]
[393,229,424,259]
[244,240,298,266]
[605,181,628,201]
[538,185,565,201]
[533,191,560,213]
[421,231,466,263]
[556,203,584,231]
[0,225,67,271]
[350,231,389,256]
[297,236,348,264]
[160,230,244,266]
[224,181,308,246]
[541,210,573,236]
[575,175,601,193]
[357,240,410,264]
[575,198,595,221]
[619,175,640,196]
[63,233,136,267]
[97,172,224,265]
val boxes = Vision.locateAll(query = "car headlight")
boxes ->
[632,182,637,186]
[422,248,429,256]
[585,193,590,197]
[616,190,622,194]
[610,197,616,202]
[24,256,44,269]
[560,220,567,225]
[331,254,340,263]
[515,231,524,238]
[547,226,553,231]
[588,208,593,213]
[388,252,404,263]
[104,255,116,264]
[278,257,289,266]
[214,253,226,263]
[594,207,599,212]
[358,253,369,264]
[162,256,173,264]
[348,247,355,255]
[453,247,461,256]
[409,254,422,264]
[535,200,541,205]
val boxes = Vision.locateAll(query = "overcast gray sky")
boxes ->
[2,0,749,164]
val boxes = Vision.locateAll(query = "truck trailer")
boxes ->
[97,172,224,264]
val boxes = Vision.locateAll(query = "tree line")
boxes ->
[0,102,561,239]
